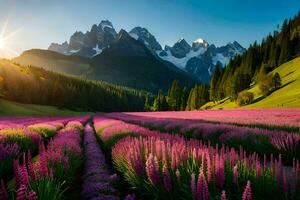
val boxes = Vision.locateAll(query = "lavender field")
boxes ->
[0,110,299,200]
[0,1,299,199]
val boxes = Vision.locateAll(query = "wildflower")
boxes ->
[27,151,36,181]
[16,184,27,200]
[145,154,160,185]
[162,164,172,192]
[191,173,196,198]
[196,168,209,200]
[27,191,38,200]
[233,165,238,184]
[242,180,252,200]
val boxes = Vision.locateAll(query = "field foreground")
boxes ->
[0,109,299,200]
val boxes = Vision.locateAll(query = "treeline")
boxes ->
[210,11,300,101]
[147,80,209,111]
[0,61,147,112]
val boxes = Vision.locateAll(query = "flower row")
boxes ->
[111,109,300,128]
[94,115,300,199]
[0,115,90,130]
[81,124,119,199]
[0,123,84,199]
[112,135,300,200]
[107,113,300,162]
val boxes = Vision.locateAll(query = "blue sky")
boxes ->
[0,0,299,57]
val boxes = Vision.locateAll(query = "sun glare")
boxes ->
[0,21,21,57]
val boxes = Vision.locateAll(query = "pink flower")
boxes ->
[18,164,29,188]
[206,154,212,182]
[196,168,209,200]
[27,151,36,181]
[14,160,21,189]
[38,151,48,177]
[16,184,27,200]
[145,154,160,185]
[215,155,225,188]
[27,191,38,200]
[242,181,252,200]
[162,164,172,192]
[233,165,238,184]
[191,173,196,198]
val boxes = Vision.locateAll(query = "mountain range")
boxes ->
[15,20,245,92]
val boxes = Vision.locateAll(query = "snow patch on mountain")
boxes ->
[193,38,209,47]
[212,53,230,66]
[69,49,80,53]
[129,33,139,40]
[93,45,103,56]
[157,47,206,69]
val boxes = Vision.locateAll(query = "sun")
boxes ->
[0,21,21,57]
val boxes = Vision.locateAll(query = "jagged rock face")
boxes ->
[68,31,85,51]
[50,20,117,57]
[95,20,117,48]
[76,20,117,57]
[157,39,245,83]
[48,19,245,82]
[216,41,244,57]
[48,41,68,54]
[170,39,191,58]
[186,56,211,83]
[129,27,162,51]
[106,29,150,57]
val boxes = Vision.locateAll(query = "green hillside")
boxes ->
[0,59,147,112]
[202,56,300,109]
[13,49,90,76]
[0,99,88,116]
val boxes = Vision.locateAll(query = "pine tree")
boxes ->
[153,90,168,111]
[210,63,222,102]
[279,36,292,65]
[152,95,160,111]
[167,80,182,110]
[144,95,151,111]
[160,95,169,111]
[180,87,189,111]
[216,12,300,99]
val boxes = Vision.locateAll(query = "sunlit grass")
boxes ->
[202,56,300,109]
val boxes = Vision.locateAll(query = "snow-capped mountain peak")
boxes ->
[169,38,191,58]
[194,38,204,43]
[99,20,114,31]
[192,38,209,51]
[48,19,245,83]
[129,27,162,51]
[157,38,245,83]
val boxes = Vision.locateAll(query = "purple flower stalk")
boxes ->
[162,164,172,192]
[242,180,252,200]
[196,168,209,200]
[146,153,160,185]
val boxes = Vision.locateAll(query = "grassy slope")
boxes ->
[202,56,300,109]
[0,99,88,116]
